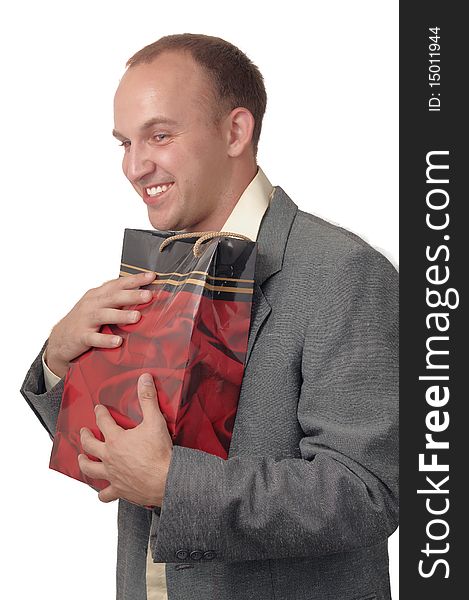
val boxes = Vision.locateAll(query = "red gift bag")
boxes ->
[49,230,257,491]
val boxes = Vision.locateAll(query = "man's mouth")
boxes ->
[145,182,174,197]
[142,181,175,204]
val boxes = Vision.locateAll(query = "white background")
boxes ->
[1,1,398,598]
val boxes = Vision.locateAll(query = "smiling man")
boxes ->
[20,34,399,600]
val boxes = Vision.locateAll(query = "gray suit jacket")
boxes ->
[20,186,398,600]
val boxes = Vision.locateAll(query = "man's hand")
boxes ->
[78,373,173,507]
[44,271,157,379]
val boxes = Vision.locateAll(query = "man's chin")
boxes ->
[146,210,180,233]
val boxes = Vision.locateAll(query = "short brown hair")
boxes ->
[126,33,267,158]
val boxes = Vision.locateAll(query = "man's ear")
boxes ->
[225,107,255,158]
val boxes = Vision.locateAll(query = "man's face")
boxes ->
[113,51,229,232]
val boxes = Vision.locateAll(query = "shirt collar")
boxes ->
[221,166,274,241]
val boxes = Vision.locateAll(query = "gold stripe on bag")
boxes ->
[119,271,253,295]
[120,262,254,284]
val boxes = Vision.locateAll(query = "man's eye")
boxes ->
[153,133,168,142]
[119,141,130,148]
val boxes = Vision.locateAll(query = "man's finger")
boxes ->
[119,270,156,289]
[138,373,161,422]
[80,427,106,459]
[98,485,119,503]
[78,453,107,480]
[94,404,122,439]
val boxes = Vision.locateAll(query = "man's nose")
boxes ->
[124,143,155,183]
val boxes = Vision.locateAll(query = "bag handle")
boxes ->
[159,231,253,258]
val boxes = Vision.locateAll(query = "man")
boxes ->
[20,34,398,600]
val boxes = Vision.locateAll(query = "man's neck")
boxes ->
[183,162,258,233]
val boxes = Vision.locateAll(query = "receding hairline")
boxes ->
[126,46,193,69]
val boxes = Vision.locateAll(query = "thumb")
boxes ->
[138,373,161,422]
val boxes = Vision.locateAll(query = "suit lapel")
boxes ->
[244,186,298,366]
[245,283,271,365]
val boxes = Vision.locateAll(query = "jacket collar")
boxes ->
[254,185,298,287]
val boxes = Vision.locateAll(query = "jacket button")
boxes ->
[189,550,203,560]
[175,549,189,560]
[203,551,216,560]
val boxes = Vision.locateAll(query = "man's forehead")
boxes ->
[114,57,190,119]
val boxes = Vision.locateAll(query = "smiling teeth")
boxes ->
[146,183,173,197]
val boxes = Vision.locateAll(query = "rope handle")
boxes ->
[159,230,253,258]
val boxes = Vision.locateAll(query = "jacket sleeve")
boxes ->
[149,246,399,563]
[19,338,65,440]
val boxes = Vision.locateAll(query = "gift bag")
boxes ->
[49,229,257,491]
